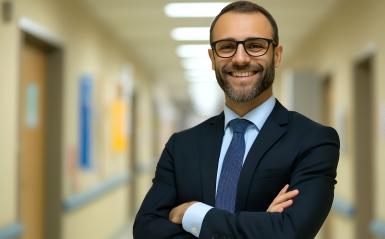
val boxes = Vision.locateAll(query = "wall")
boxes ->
[0,2,19,226]
[0,0,155,238]
[280,0,385,237]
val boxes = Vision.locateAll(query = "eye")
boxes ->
[248,43,264,49]
[216,41,236,52]
[245,39,269,52]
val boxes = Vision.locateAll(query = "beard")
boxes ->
[215,55,275,103]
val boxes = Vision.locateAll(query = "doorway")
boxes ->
[353,56,374,239]
[18,33,63,239]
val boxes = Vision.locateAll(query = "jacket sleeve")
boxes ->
[199,127,340,239]
[133,134,195,239]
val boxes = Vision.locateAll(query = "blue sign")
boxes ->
[79,75,93,170]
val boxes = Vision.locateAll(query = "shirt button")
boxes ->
[191,227,198,234]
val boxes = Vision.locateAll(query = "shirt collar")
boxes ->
[224,96,276,131]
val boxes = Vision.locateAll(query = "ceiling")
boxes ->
[80,0,343,115]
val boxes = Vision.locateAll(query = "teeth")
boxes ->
[231,71,254,77]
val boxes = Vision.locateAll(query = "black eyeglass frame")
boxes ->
[210,37,278,58]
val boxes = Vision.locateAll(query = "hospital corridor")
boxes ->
[1,0,385,238]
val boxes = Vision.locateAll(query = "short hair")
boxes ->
[209,1,279,45]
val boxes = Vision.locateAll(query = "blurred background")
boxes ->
[1,0,385,238]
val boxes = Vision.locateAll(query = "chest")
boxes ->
[173,137,298,211]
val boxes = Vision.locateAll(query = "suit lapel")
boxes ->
[200,113,224,206]
[235,101,289,210]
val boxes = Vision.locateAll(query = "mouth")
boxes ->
[229,71,258,77]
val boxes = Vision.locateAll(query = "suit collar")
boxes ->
[201,113,225,205]
[270,100,289,126]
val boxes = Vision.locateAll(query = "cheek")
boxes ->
[212,60,224,72]
[260,55,275,70]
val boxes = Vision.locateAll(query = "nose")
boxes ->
[231,43,251,65]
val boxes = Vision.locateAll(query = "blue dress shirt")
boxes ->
[182,96,276,237]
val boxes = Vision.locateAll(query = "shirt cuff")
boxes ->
[182,202,213,237]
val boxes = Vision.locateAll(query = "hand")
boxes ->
[169,201,197,224]
[267,184,299,213]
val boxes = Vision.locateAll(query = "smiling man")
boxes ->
[133,1,340,239]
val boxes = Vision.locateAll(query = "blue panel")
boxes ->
[79,74,93,170]
[331,196,355,218]
[0,223,23,239]
[63,172,131,212]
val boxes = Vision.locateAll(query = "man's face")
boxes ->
[209,12,282,103]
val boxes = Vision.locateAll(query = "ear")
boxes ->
[273,45,283,68]
[208,48,215,70]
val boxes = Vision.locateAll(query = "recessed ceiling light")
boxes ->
[164,2,230,18]
[171,27,210,41]
[176,44,210,58]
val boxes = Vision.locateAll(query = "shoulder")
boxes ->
[167,113,223,144]
[272,100,338,139]
[286,110,340,146]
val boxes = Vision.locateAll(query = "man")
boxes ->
[133,1,339,238]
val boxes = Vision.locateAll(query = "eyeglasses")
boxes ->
[211,37,277,58]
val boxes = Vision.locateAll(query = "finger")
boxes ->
[274,189,299,203]
[169,210,182,224]
[169,208,176,221]
[276,199,293,209]
[169,205,182,222]
[269,199,293,213]
[271,185,289,204]
[277,184,289,196]
[268,206,283,213]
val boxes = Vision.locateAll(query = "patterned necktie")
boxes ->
[216,118,251,212]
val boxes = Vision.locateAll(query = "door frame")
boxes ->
[352,53,375,239]
[18,17,64,239]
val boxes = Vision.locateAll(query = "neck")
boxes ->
[225,87,273,117]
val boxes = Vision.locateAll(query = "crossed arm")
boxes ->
[169,184,299,224]
[134,180,299,239]
[133,127,339,239]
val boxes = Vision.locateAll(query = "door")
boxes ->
[353,56,374,239]
[19,36,48,239]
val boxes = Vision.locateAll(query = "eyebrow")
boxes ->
[213,36,272,42]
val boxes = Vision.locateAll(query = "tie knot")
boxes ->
[229,118,251,134]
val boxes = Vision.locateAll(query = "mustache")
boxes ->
[223,63,264,73]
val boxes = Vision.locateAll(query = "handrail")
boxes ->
[371,219,385,237]
[63,172,131,212]
[331,196,355,218]
[135,161,155,174]
[0,223,23,239]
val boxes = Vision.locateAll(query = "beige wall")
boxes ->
[0,0,154,238]
[0,14,19,226]
[280,0,385,237]
[63,187,128,239]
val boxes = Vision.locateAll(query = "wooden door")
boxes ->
[19,37,48,239]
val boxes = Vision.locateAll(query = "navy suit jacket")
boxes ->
[133,101,340,239]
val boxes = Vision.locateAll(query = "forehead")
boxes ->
[212,12,273,41]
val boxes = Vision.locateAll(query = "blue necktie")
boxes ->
[216,118,251,212]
